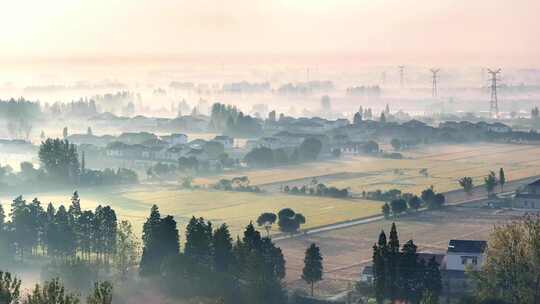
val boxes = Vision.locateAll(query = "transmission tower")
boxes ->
[487,68,502,119]
[398,66,405,88]
[430,68,440,98]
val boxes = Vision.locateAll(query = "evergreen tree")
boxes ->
[0,271,21,304]
[499,168,506,192]
[213,224,234,272]
[387,223,400,302]
[24,278,79,304]
[423,257,442,303]
[140,206,179,276]
[302,243,323,296]
[184,217,213,266]
[373,230,387,304]
[86,281,113,304]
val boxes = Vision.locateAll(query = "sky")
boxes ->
[1,0,539,66]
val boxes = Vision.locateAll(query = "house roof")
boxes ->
[448,240,487,253]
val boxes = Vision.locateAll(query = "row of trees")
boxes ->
[0,192,132,265]
[138,205,287,303]
[38,139,138,186]
[283,182,349,198]
[458,168,506,196]
[0,274,113,304]
[244,138,323,168]
[372,223,442,304]
[381,187,446,218]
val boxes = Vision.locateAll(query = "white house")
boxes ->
[446,240,487,271]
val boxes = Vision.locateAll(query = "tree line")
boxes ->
[380,187,446,218]
[371,223,442,304]
[0,192,124,264]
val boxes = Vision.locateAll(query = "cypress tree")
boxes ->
[184,217,213,266]
[213,224,234,272]
[373,230,387,304]
[302,243,323,296]
[387,223,400,302]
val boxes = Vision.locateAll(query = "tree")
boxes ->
[380,112,386,123]
[499,168,506,192]
[353,112,362,125]
[63,127,68,139]
[390,199,407,217]
[140,205,179,276]
[387,223,400,302]
[277,208,305,234]
[472,215,540,303]
[0,271,21,304]
[373,230,387,304]
[382,203,390,219]
[86,127,93,136]
[256,213,277,236]
[38,139,80,183]
[24,278,79,304]
[407,195,422,211]
[391,138,401,151]
[484,171,498,196]
[302,243,323,296]
[184,217,213,266]
[213,224,234,272]
[532,107,540,120]
[298,138,322,161]
[114,220,139,279]
[459,177,474,195]
[86,281,113,304]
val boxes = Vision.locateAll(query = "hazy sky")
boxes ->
[1,0,539,66]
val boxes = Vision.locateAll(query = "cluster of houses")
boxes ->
[361,239,488,296]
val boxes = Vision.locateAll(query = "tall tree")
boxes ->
[473,214,540,303]
[373,230,387,304]
[458,176,474,195]
[184,217,213,266]
[484,171,498,196]
[24,278,79,304]
[499,168,506,192]
[213,224,234,272]
[0,271,21,304]
[302,243,323,296]
[114,220,139,279]
[387,223,400,302]
[86,281,113,304]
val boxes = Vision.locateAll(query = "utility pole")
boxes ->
[487,68,502,119]
[398,66,405,89]
[430,68,440,98]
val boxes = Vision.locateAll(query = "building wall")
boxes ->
[446,253,484,271]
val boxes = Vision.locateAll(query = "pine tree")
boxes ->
[0,271,21,304]
[302,243,323,296]
[213,224,234,272]
[184,217,213,266]
[86,281,113,304]
[423,257,442,303]
[25,278,79,304]
[387,223,400,302]
[373,230,387,304]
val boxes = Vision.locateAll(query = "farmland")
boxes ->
[2,186,382,237]
[277,205,526,295]
[200,143,540,195]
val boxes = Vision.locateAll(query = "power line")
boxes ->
[430,68,440,98]
[487,68,502,119]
